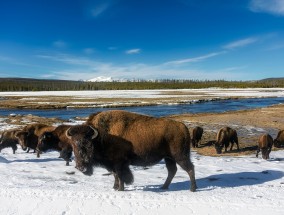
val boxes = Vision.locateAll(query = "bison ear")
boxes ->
[89,126,98,139]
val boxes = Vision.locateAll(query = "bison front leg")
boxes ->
[256,147,260,158]
[161,158,177,189]
[113,173,120,190]
[12,145,17,154]
[114,162,134,191]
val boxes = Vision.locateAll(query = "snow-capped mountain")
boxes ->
[87,76,114,82]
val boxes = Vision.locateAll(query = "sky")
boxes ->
[0,0,284,81]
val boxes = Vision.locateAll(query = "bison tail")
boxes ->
[122,166,134,185]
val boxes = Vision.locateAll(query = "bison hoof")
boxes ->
[190,185,197,192]
[160,185,169,190]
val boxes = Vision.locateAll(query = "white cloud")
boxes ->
[37,53,246,81]
[223,37,258,50]
[91,3,110,17]
[249,0,284,16]
[125,49,141,55]
[165,51,225,65]
[53,40,67,48]
[83,48,95,54]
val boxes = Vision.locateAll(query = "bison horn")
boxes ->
[89,126,99,139]
[66,127,72,140]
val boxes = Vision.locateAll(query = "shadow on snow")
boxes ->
[0,155,62,163]
[139,170,284,192]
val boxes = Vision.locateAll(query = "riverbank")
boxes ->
[1,103,283,157]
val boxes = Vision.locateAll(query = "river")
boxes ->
[0,97,284,120]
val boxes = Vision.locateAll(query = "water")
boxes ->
[1,97,284,120]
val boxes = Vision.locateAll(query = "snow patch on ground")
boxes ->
[0,146,283,214]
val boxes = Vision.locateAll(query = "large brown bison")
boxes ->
[256,134,273,160]
[37,125,73,165]
[0,129,21,154]
[215,127,239,154]
[67,110,197,192]
[15,123,55,157]
[191,126,203,148]
[274,130,284,148]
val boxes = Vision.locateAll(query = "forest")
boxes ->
[0,78,284,91]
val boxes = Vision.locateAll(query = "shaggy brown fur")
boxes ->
[274,130,284,148]
[256,134,273,160]
[37,125,73,165]
[15,123,55,157]
[69,110,197,192]
[215,126,239,154]
[191,126,203,148]
[0,129,21,154]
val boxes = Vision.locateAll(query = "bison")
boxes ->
[274,130,284,148]
[15,123,55,157]
[67,110,197,192]
[256,134,273,160]
[215,127,239,154]
[0,129,21,154]
[37,125,73,165]
[191,126,203,148]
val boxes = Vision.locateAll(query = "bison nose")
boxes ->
[76,165,93,176]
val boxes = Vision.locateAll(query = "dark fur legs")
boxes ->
[161,158,177,189]
[0,144,17,154]
[113,161,134,191]
[176,159,197,192]
[161,157,197,192]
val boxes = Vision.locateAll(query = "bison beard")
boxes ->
[67,110,197,192]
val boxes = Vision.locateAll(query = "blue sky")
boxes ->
[0,0,284,81]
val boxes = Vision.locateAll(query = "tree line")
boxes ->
[0,78,284,91]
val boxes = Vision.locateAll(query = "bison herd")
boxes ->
[1,110,284,191]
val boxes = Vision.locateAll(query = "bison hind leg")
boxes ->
[176,159,197,192]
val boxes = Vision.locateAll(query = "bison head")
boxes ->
[37,132,57,152]
[66,125,99,176]
[261,147,271,160]
[15,131,29,151]
[214,142,223,154]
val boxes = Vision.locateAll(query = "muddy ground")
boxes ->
[169,103,284,156]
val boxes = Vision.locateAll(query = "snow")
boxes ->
[1,88,284,214]
[0,133,284,214]
[0,88,284,98]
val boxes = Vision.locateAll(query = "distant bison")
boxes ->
[191,126,203,148]
[256,134,273,160]
[215,127,239,154]
[67,110,197,192]
[37,125,73,165]
[15,123,55,157]
[0,129,21,154]
[274,130,284,148]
